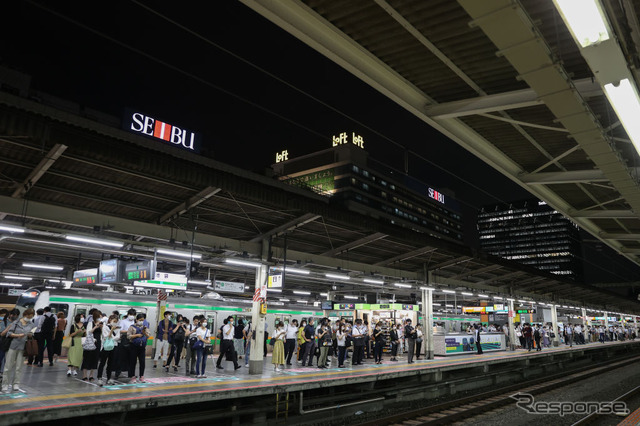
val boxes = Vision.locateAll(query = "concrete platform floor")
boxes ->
[0,339,636,420]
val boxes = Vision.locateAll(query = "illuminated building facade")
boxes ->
[477,199,582,280]
[271,142,463,244]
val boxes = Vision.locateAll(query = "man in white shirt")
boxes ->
[216,316,240,371]
[565,323,573,348]
[284,320,298,366]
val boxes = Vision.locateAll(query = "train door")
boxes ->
[273,314,291,327]
[73,304,92,321]
[205,315,217,347]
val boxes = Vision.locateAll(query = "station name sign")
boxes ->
[124,109,200,152]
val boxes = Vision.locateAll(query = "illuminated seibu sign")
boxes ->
[125,109,199,151]
[275,150,289,163]
[428,187,445,204]
[332,132,364,149]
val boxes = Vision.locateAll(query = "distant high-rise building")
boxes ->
[477,199,582,280]
[271,140,464,243]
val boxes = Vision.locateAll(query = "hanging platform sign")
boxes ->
[135,271,187,290]
[214,280,245,293]
[268,273,283,289]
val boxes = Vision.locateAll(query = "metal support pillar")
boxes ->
[422,281,434,360]
[550,304,560,347]
[507,298,516,351]
[581,308,588,341]
[634,316,638,340]
[249,262,268,375]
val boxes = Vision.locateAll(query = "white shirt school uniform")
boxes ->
[285,324,298,340]
[222,323,234,340]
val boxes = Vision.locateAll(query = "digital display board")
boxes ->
[335,303,355,310]
[517,309,536,314]
[321,301,333,310]
[99,259,121,283]
[125,261,155,282]
[135,271,187,290]
[73,268,98,285]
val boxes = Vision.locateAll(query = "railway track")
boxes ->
[571,384,640,425]
[357,352,640,426]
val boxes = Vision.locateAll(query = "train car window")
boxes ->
[16,289,40,309]
[49,303,69,318]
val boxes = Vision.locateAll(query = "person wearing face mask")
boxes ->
[66,314,85,377]
[154,311,174,372]
[127,314,150,383]
[389,323,399,362]
[185,316,199,376]
[216,316,241,371]
[194,318,211,378]
[115,309,136,380]
[97,315,120,386]
[373,322,385,364]
[336,323,347,368]
[0,308,9,375]
[1,308,35,393]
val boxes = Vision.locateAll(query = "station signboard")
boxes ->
[73,268,98,285]
[463,306,486,314]
[213,280,244,293]
[334,303,355,310]
[516,309,536,314]
[134,271,187,291]
[268,273,283,289]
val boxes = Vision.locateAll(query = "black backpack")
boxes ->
[534,329,540,339]
[41,314,56,335]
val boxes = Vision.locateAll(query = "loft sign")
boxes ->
[125,109,200,151]
[332,132,364,149]
[428,187,445,204]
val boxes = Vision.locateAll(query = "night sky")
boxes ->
[3,1,639,284]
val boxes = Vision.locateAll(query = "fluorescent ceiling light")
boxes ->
[185,291,201,295]
[493,296,503,300]
[394,283,412,289]
[275,267,310,275]
[45,286,57,289]
[267,288,282,293]
[293,290,311,295]
[320,293,328,297]
[326,273,350,280]
[460,292,473,296]
[225,258,260,268]
[96,284,109,288]
[188,280,210,286]
[47,279,72,285]
[445,304,454,307]
[66,235,123,248]
[4,276,32,281]
[553,0,610,47]
[420,286,435,291]
[157,249,201,260]
[0,283,23,287]
[296,300,308,303]
[23,263,63,271]
[344,295,358,300]
[280,298,290,302]
[477,294,490,298]
[363,278,384,285]
[441,289,456,294]
[0,225,25,233]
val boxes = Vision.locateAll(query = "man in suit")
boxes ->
[475,324,483,355]
[405,319,416,363]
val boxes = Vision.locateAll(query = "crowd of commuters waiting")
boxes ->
[0,306,636,393]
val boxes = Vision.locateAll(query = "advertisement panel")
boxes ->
[444,334,505,354]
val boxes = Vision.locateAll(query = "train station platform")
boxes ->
[2,339,639,425]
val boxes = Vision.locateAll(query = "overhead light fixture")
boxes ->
[460,292,473,296]
[363,278,384,285]
[157,249,202,260]
[445,304,454,307]
[225,258,260,268]
[280,298,290,302]
[293,290,311,295]
[478,294,489,298]
[4,276,32,281]
[394,283,412,289]
[274,266,310,275]
[66,235,123,248]
[96,284,109,288]
[441,289,456,294]
[320,292,328,297]
[188,280,211,286]
[47,279,73,285]
[23,263,63,271]
[185,291,201,296]
[552,0,610,48]
[0,283,23,287]
[493,296,503,300]
[0,225,25,233]
[296,300,308,303]
[420,286,435,291]
[344,295,358,300]
[326,273,350,281]
[267,288,282,293]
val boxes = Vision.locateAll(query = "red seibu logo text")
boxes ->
[129,112,196,151]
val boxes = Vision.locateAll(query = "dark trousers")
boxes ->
[128,345,145,378]
[284,339,296,363]
[476,341,483,354]
[302,341,316,366]
[374,341,383,362]
[98,349,115,380]
[185,342,196,373]
[37,332,54,365]
[167,340,184,367]
[535,338,541,351]
[353,343,364,364]
[364,336,371,358]
[391,341,398,358]
[415,340,422,358]
[217,340,238,368]
[116,344,130,376]
[525,336,533,350]
[298,342,305,361]
[338,346,346,366]
[407,339,415,362]
[53,330,64,356]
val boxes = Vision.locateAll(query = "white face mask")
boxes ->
[128,315,134,320]
[136,321,144,326]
